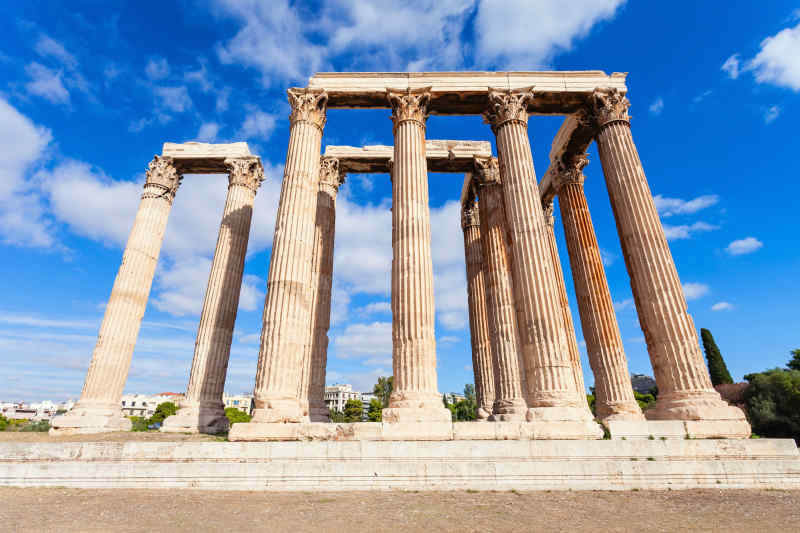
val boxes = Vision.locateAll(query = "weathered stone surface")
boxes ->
[589,89,748,431]
[162,142,253,173]
[473,158,527,421]
[325,140,492,173]
[461,201,495,420]
[51,156,181,435]
[606,419,754,440]
[552,155,643,422]
[384,88,451,423]
[162,158,264,434]
[5,439,798,491]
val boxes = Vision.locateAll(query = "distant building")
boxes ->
[324,384,361,413]
[446,392,465,404]
[223,393,254,415]
[630,374,657,394]
[120,393,182,418]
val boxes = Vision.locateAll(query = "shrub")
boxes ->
[744,368,800,443]
[224,407,251,425]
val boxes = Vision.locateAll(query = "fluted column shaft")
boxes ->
[474,170,528,420]
[163,159,264,434]
[542,204,589,409]
[590,89,746,423]
[251,89,327,423]
[554,158,643,421]
[301,157,343,422]
[384,88,450,422]
[461,201,495,420]
[52,156,181,433]
[485,89,589,420]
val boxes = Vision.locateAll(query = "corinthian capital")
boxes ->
[288,88,328,131]
[483,87,535,132]
[461,200,480,230]
[319,156,345,191]
[553,153,588,192]
[542,200,555,228]
[473,156,501,186]
[590,88,631,128]
[225,157,264,193]
[387,87,431,130]
[144,155,181,202]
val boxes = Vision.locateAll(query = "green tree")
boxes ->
[225,407,252,425]
[586,394,596,416]
[147,401,178,426]
[442,393,449,408]
[0,414,8,431]
[129,416,148,432]
[744,368,800,442]
[343,399,364,422]
[701,328,733,385]
[367,398,383,422]
[634,391,656,411]
[329,409,347,423]
[787,349,800,371]
[373,376,393,408]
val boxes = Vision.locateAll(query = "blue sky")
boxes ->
[1,1,799,402]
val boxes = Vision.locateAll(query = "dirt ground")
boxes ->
[1,488,798,532]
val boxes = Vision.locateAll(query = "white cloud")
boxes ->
[154,86,192,112]
[682,282,709,301]
[693,89,712,103]
[196,122,220,142]
[613,298,633,311]
[711,302,734,311]
[238,107,277,140]
[184,63,212,92]
[649,97,664,115]
[0,98,55,247]
[725,236,763,256]
[145,57,170,80]
[662,221,717,241]
[599,247,615,266]
[25,63,69,104]
[333,321,392,359]
[764,105,781,123]
[474,0,626,67]
[438,335,460,345]
[356,301,391,316]
[654,194,719,217]
[34,35,77,69]
[747,22,800,91]
[722,54,741,79]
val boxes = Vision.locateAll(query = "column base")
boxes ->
[383,392,453,423]
[645,391,749,424]
[250,396,308,423]
[49,402,132,435]
[607,419,752,439]
[597,401,646,423]
[475,406,492,421]
[489,399,529,421]
[308,404,331,423]
[526,405,596,423]
[160,402,230,434]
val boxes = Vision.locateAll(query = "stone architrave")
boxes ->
[244,88,328,425]
[541,202,590,410]
[484,88,596,428]
[588,89,747,430]
[460,200,495,420]
[300,156,345,422]
[473,158,528,421]
[51,156,182,434]
[383,88,451,423]
[162,158,264,434]
[552,154,643,422]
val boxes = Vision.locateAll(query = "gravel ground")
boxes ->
[1,488,798,532]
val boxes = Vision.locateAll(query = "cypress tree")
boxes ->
[701,328,733,385]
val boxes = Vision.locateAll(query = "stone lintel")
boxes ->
[539,115,595,204]
[324,140,492,173]
[162,142,255,173]
[307,71,628,115]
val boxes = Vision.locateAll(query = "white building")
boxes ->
[223,393,254,415]
[120,393,182,418]
[324,384,361,413]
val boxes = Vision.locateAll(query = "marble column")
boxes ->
[589,89,747,428]
[461,198,495,420]
[383,88,451,423]
[249,88,328,424]
[484,88,594,425]
[541,201,590,410]
[51,156,181,434]
[473,158,528,421]
[553,154,643,422]
[300,156,344,422]
[162,158,264,434]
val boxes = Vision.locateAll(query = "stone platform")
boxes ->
[1,439,798,491]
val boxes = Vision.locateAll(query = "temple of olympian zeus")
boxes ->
[51,71,750,441]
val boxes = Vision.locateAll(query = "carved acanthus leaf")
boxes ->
[590,88,631,127]
[542,200,555,227]
[473,156,501,186]
[319,156,345,190]
[226,158,264,192]
[288,88,328,130]
[144,155,182,201]
[461,200,480,229]
[387,87,431,128]
[554,153,588,191]
[483,87,535,132]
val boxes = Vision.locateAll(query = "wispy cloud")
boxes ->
[711,301,734,311]
[726,237,763,255]
[682,282,709,301]
[649,97,664,115]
